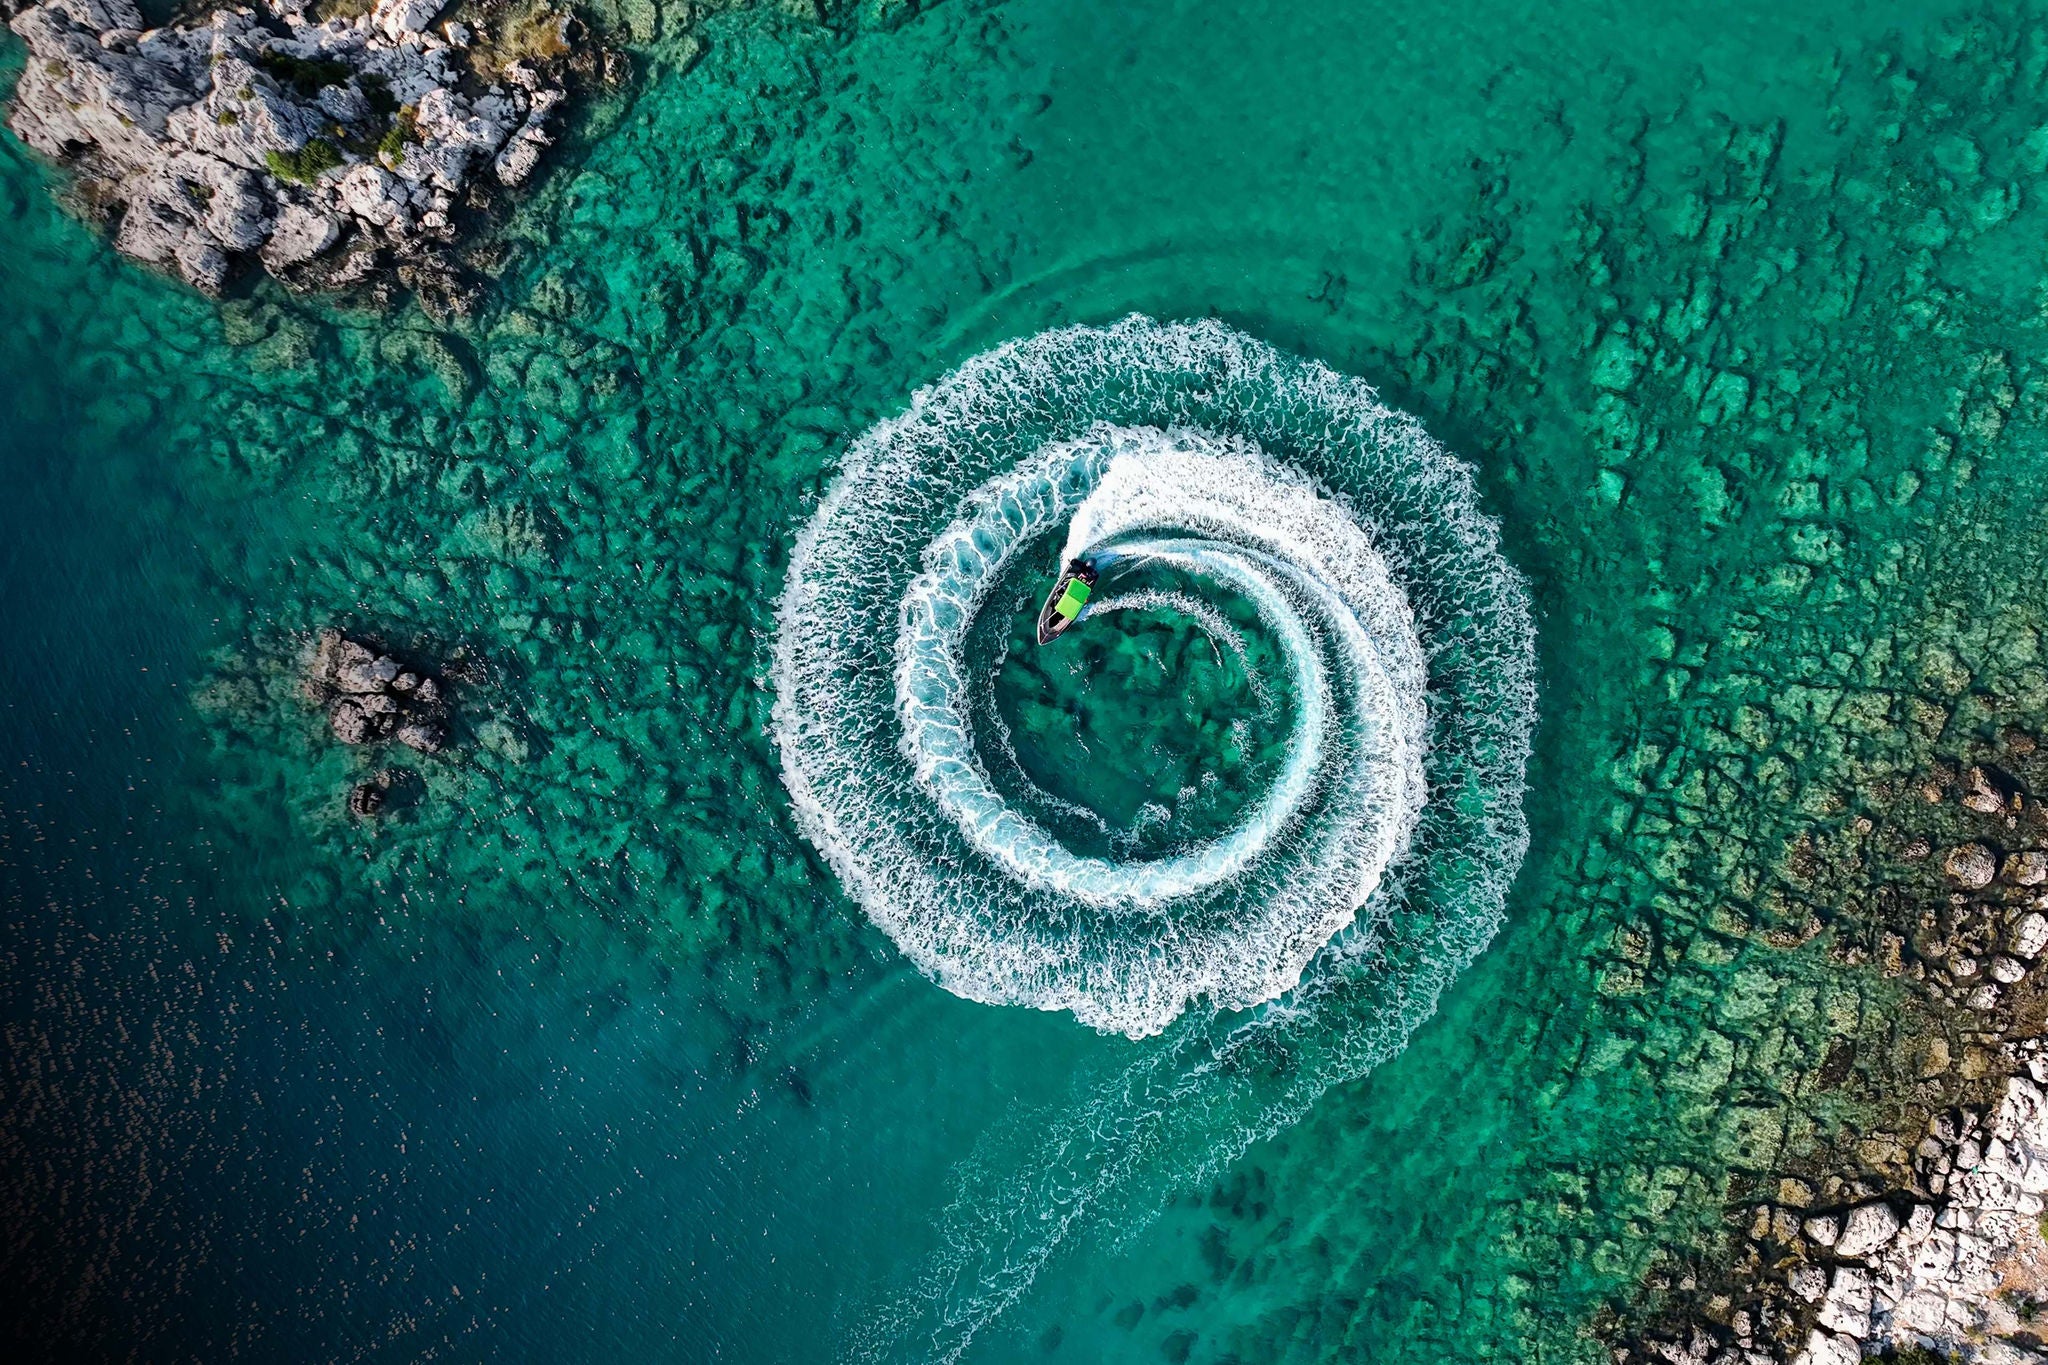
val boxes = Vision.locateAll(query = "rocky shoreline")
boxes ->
[4,0,622,311]
[1617,1060,2048,1365]
[1612,729,2048,1365]
[1798,1059,2048,1364]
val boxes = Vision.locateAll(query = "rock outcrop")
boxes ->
[303,627,452,755]
[1793,1064,2048,1365]
[1615,1073,2048,1365]
[5,0,601,308]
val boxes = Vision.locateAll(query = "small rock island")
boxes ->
[302,627,452,757]
[6,0,615,308]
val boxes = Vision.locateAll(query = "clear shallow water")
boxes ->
[6,2,2048,1362]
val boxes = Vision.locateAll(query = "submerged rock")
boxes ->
[346,767,412,818]
[4,0,595,301]
[348,778,387,818]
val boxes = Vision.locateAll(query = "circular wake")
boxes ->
[774,318,1533,1038]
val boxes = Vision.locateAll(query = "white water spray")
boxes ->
[775,318,1536,1359]
[774,319,1530,1040]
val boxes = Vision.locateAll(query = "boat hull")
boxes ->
[1035,560,1098,645]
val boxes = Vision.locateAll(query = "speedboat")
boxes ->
[1035,559,1098,645]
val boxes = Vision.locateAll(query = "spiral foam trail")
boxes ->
[774,318,1536,1358]
[775,318,1530,1039]
[784,433,1424,1032]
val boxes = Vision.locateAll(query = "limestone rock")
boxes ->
[335,649,396,693]
[2007,852,2048,888]
[403,85,520,191]
[330,698,371,744]
[260,201,340,269]
[2013,910,2048,958]
[192,160,271,252]
[1833,1202,1900,1259]
[396,720,445,754]
[1961,766,2009,815]
[174,236,229,293]
[1800,1078,2048,1361]
[304,628,456,763]
[1816,1266,1870,1337]
[371,0,444,39]
[493,88,561,187]
[336,163,411,231]
[5,0,583,297]
[1942,842,1998,889]
[169,53,329,174]
[1793,1328,1858,1365]
[49,0,142,27]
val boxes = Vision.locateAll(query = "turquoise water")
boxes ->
[6,1,2048,1361]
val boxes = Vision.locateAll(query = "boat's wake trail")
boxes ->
[770,318,1535,1356]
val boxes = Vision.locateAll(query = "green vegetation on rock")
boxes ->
[253,49,353,95]
[263,138,342,184]
[376,106,416,166]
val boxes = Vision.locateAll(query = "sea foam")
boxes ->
[773,318,1530,1038]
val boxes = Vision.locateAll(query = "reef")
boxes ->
[1610,727,2048,1365]
[3,0,622,311]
